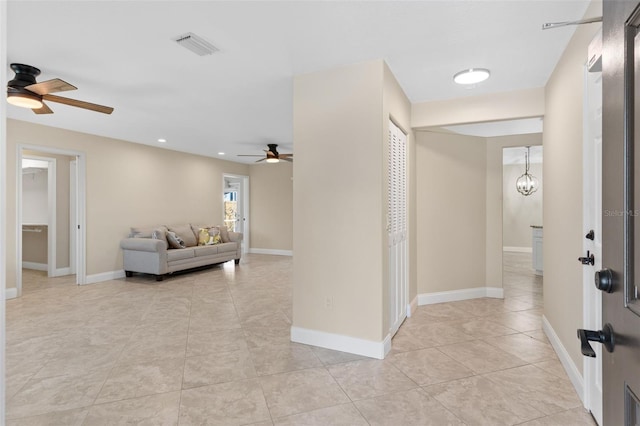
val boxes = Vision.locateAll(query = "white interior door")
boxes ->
[388,120,408,337]
[583,30,603,425]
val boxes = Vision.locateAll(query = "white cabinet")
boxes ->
[532,226,543,276]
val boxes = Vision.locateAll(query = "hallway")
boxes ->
[6,254,595,425]
[391,252,595,424]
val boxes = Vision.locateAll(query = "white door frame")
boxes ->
[1,2,7,419]
[223,173,250,254]
[582,34,603,425]
[20,154,57,278]
[69,160,77,275]
[16,144,87,296]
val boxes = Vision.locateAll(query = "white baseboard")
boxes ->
[542,315,585,404]
[291,326,389,359]
[6,288,17,300]
[54,267,71,277]
[249,248,293,256]
[22,261,47,271]
[407,296,418,317]
[503,246,533,253]
[85,269,126,285]
[418,286,504,305]
[382,333,392,358]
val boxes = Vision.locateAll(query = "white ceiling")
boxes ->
[6,1,592,163]
[443,117,544,138]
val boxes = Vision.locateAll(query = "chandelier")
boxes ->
[516,146,539,196]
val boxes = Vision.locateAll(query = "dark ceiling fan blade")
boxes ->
[282,158,293,162]
[43,94,113,114]
[255,158,267,163]
[26,78,77,95]
[279,154,293,159]
[32,102,53,115]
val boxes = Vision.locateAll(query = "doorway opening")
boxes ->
[501,145,544,307]
[223,174,249,254]
[16,145,86,297]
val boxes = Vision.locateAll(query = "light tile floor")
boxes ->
[6,253,596,425]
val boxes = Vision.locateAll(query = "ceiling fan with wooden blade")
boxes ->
[238,143,293,163]
[6,63,114,115]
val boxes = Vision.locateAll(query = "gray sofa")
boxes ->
[120,224,242,281]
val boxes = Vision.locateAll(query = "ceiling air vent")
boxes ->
[173,32,219,56]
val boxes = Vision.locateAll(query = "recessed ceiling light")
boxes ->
[218,152,225,155]
[157,138,167,143]
[453,68,491,85]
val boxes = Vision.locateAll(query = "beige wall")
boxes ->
[292,59,412,344]
[21,167,48,265]
[502,162,543,249]
[293,59,391,343]
[248,162,293,251]
[416,132,542,293]
[22,227,47,264]
[485,133,542,288]
[543,0,602,370]
[6,119,249,288]
[412,87,545,129]
[416,131,487,294]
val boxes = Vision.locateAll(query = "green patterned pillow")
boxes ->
[198,228,210,246]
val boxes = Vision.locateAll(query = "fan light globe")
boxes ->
[453,68,490,85]
[266,158,280,163]
[7,92,43,109]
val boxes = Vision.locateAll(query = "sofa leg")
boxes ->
[155,275,164,282]
[125,271,133,277]
[234,259,240,265]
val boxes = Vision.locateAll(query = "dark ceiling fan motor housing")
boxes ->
[267,143,279,158]
[7,63,42,102]
[237,143,293,162]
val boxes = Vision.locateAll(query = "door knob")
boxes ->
[595,268,614,293]
[579,251,595,265]
[585,230,595,240]
[577,323,615,357]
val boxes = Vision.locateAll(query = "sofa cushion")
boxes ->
[219,225,231,243]
[130,225,167,238]
[193,245,219,257]
[168,224,197,247]
[167,248,195,261]
[217,242,238,254]
[166,231,186,249]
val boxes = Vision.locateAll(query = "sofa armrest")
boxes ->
[228,232,243,243]
[120,238,168,252]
